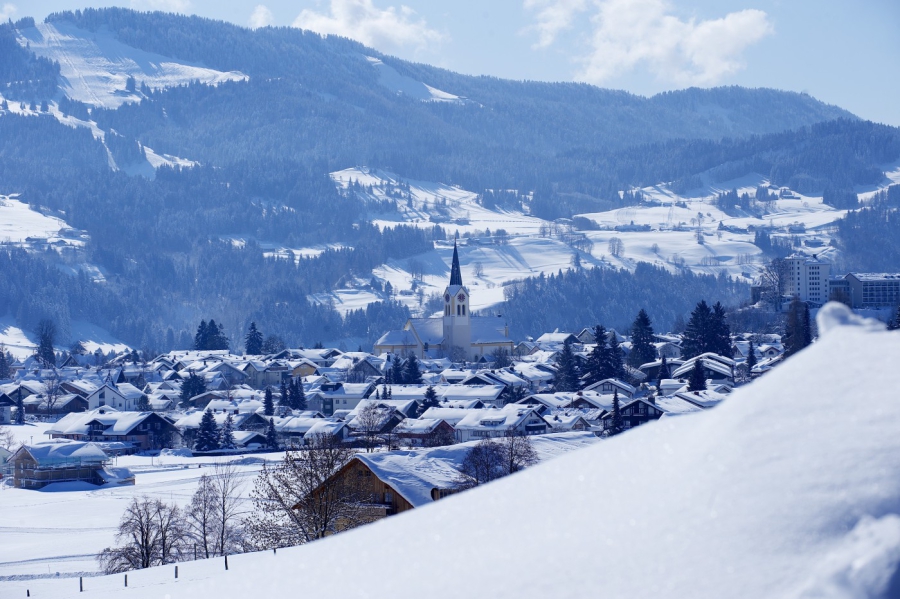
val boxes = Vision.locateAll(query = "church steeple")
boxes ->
[450,241,463,287]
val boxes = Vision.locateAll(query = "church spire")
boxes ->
[450,241,463,286]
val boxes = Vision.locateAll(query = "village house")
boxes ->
[47,409,180,452]
[306,432,600,523]
[9,440,134,490]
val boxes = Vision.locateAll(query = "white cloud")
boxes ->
[0,3,17,21]
[526,0,773,86]
[523,0,587,49]
[129,0,192,13]
[293,0,445,55]
[249,5,274,29]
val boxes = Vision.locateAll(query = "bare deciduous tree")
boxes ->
[186,463,245,558]
[355,402,388,453]
[759,258,788,309]
[499,430,538,475]
[98,497,187,573]
[186,474,218,559]
[456,433,538,489]
[0,425,17,451]
[608,237,624,258]
[455,439,505,489]
[43,370,63,419]
[244,434,368,549]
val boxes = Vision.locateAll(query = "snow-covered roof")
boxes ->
[16,440,108,466]
[393,418,446,435]
[354,432,598,508]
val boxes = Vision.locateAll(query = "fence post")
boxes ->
[225,555,229,570]
[175,565,179,579]
[125,574,128,587]
[80,576,83,592]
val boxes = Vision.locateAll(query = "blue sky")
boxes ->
[19,0,900,126]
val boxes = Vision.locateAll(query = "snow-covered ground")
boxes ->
[0,195,78,246]
[365,56,465,104]
[6,305,900,598]
[0,316,131,360]
[0,436,269,579]
[17,21,247,110]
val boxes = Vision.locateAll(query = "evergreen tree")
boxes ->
[15,394,25,424]
[403,354,423,385]
[784,297,811,357]
[206,320,230,350]
[195,408,220,452]
[746,340,757,372]
[608,389,623,436]
[244,322,263,355]
[36,319,56,367]
[627,309,657,368]
[682,300,712,358]
[263,387,274,416]
[180,372,207,404]
[137,394,150,411]
[688,359,707,391]
[279,380,290,412]
[710,302,733,357]
[889,304,900,331]
[584,325,608,386]
[265,417,278,449]
[656,355,670,390]
[553,339,580,392]
[0,346,10,379]
[422,385,439,414]
[386,386,392,399]
[220,413,236,450]
[294,379,307,411]
[381,383,389,400]
[606,333,626,380]
[194,320,209,350]
[391,356,405,385]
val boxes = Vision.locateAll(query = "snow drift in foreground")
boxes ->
[23,304,900,598]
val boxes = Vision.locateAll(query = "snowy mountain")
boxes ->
[8,304,900,598]
[0,8,897,351]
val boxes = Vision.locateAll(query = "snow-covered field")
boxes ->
[0,316,131,360]
[365,56,465,104]
[5,305,900,598]
[17,21,246,110]
[0,195,77,246]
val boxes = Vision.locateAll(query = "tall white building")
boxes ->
[784,254,830,305]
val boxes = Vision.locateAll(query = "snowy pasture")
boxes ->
[17,21,247,110]
[0,428,271,580]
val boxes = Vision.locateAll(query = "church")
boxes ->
[374,242,515,362]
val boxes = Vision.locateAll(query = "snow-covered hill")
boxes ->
[9,304,900,598]
[304,166,900,317]
[0,315,130,360]
[17,21,246,110]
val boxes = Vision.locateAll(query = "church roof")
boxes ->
[450,241,463,287]
[471,318,512,344]
[408,318,445,346]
